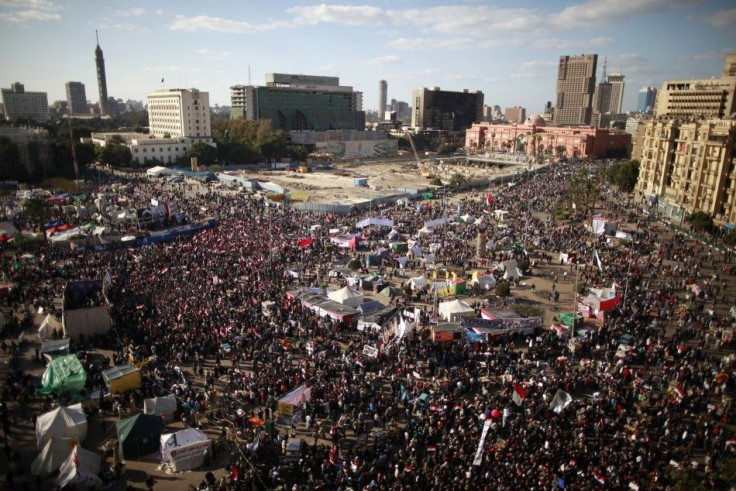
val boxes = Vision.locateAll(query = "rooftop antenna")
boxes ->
[95,29,99,45]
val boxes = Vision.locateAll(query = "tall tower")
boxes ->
[553,54,597,126]
[65,82,87,115]
[95,30,109,116]
[378,80,387,121]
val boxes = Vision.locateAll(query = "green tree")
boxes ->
[0,136,28,181]
[495,280,511,298]
[437,143,457,155]
[607,159,640,192]
[256,120,287,162]
[96,143,132,168]
[22,196,50,242]
[185,142,217,166]
[566,170,599,216]
[449,172,467,187]
[288,144,309,162]
[686,211,714,234]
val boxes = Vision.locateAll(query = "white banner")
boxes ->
[362,345,378,358]
[473,420,493,466]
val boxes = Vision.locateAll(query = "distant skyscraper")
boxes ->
[65,82,87,115]
[607,73,625,114]
[95,30,109,116]
[723,53,736,77]
[637,87,657,114]
[553,54,597,126]
[504,106,526,123]
[378,80,387,121]
[411,87,483,131]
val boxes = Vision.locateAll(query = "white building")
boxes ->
[90,133,192,166]
[147,88,212,141]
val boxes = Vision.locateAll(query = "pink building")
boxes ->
[465,114,630,159]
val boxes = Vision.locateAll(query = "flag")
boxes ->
[557,477,566,489]
[486,193,493,206]
[299,237,313,248]
[512,383,527,406]
[549,389,573,414]
[594,250,603,272]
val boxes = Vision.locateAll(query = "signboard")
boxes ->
[136,205,166,228]
[362,345,378,358]
[170,440,211,460]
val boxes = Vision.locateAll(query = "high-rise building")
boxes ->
[378,80,387,122]
[411,87,484,131]
[637,87,657,114]
[504,106,526,123]
[65,82,87,115]
[147,88,211,141]
[95,30,109,116]
[0,82,49,122]
[654,55,736,119]
[553,54,597,126]
[724,54,736,77]
[635,118,736,226]
[230,84,252,120]
[607,73,625,114]
[232,73,365,131]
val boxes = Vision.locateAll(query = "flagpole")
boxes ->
[571,264,579,331]
[622,238,634,309]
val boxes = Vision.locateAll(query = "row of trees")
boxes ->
[605,159,640,193]
[211,119,307,165]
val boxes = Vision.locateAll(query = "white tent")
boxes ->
[160,428,212,471]
[36,403,88,450]
[56,445,102,489]
[328,286,365,308]
[31,436,80,476]
[438,299,475,322]
[406,276,427,291]
[146,166,173,177]
[591,216,617,235]
[37,313,58,340]
[144,394,177,422]
[418,226,433,236]
[502,259,521,279]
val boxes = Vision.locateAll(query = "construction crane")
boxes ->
[407,132,432,177]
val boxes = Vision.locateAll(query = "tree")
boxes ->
[437,143,457,155]
[256,121,287,162]
[96,143,132,168]
[0,136,28,181]
[185,142,217,166]
[22,196,50,242]
[495,280,511,298]
[607,159,640,193]
[449,172,467,188]
[288,144,309,162]
[555,145,567,159]
[686,211,714,234]
[566,170,599,216]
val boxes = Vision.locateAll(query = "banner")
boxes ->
[137,205,166,228]
[473,420,492,466]
[462,317,543,331]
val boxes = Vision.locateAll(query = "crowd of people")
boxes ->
[1,161,735,490]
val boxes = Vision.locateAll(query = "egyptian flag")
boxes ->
[486,193,493,206]
[512,383,527,406]
[299,237,313,248]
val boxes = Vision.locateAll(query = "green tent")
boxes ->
[390,241,408,253]
[558,312,583,328]
[379,285,402,298]
[116,414,166,459]
[37,354,87,395]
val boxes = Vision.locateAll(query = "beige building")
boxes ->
[147,88,212,142]
[553,54,597,126]
[504,106,526,124]
[654,55,736,119]
[635,118,736,226]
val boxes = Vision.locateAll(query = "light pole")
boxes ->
[66,109,79,179]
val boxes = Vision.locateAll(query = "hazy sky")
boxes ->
[1,0,734,114]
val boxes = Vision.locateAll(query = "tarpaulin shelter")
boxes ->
[37,354,87,396]
[472,275,497,290]
[558,312,583,328]
[160,428,212,471]
[102,364,141,394]
[146,166,174,177]
[276,384,312,425]
[390,241,408,253]
[328,286,364,308]
[357,306,398,331]
[591,215,617,236]
[406,276,427,291]
[144,394,177,422]
[55,445,102,489]
[36,403,88,450]
[31,436,80,476]
[379,285,402,299]
[357,300,386,315]
[438,299,475,322]
[116,414,166,459]
[431,323,464,342]
[40,338,71,363]
[330,234,360,250]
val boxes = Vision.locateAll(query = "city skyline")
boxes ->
[0,0,733,115]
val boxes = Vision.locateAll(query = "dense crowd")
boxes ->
[1,162,735,490]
